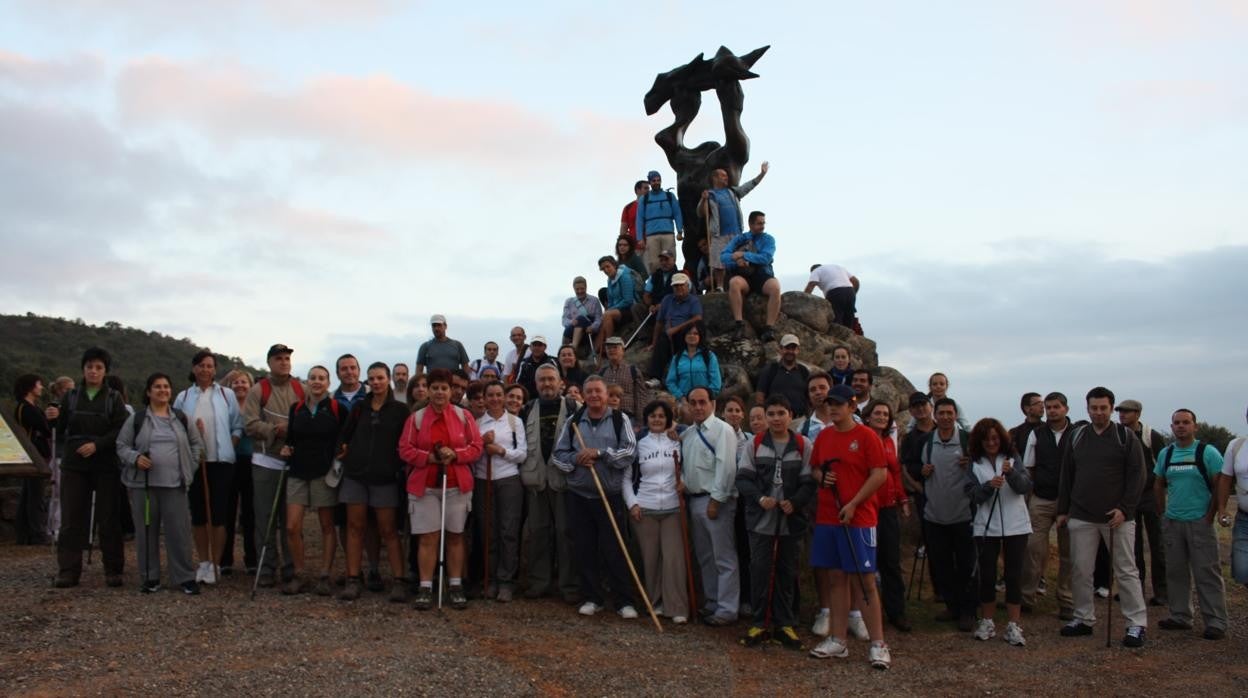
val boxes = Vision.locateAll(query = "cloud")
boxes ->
[0,51,102,91]
[114,57,643,173]
[12,0,399,35]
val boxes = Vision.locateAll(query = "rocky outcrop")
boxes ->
[616,291,915,417]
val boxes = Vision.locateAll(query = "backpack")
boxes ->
[132,406,190,440]
[1070,422,1131,452]
[571,405,627,445]
[625,266,645,304]
[412,403,469,432]
[641,190,678,228]
[922,428,970,465]
[1160,441,1214,492]
[260,377,304,407]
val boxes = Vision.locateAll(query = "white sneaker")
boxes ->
[848,615,869,641]
[974,618,996,641]
[618,605,639,619]
[652,605,665,616]
[1037,578,1048,595]
[201,563,217,585]
[578,602,602,616]
[1004,621,1026,646]
[195,562,206,583]
[811,609,831,637]
[868,642,891,670]
[995,579,1006,593]
[809,636,849,659]
[1095,586,1110,599]
[672,616,688,625]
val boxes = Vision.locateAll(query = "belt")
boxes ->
[685,491,710,498]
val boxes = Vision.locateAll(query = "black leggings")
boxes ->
[189,461,236,526]
[978,534,1028,604]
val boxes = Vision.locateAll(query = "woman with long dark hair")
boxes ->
[665,322,721,402]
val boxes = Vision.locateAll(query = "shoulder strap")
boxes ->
[506,412,519,448]
[1196,442,1213,491]
[132,407,147,440]
[611,410,625,445]
[959,429,969,453]
[171,407,189,432]
[291,379,305,403]
[800,417,812,437]
[260,378,272,407]
[1071,424,1088,451]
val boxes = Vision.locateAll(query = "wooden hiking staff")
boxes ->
[673,448,697,615]
[571,423,662,633]
[197,419,219,581]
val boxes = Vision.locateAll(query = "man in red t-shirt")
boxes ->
[807,385,892,669]
[619,180,648,248]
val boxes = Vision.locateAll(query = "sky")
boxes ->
[1,1,1246,432]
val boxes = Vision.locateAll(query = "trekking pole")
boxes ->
[251,466,288,601]
[483,454,493,595]
[86,491,97,565]
[1105,522,1114,648]
[437,448,448,610]
[907,546,919,600]
[673,449,697,614]
[144,465,153,587]
[815,459,870,606]
[623,310,656,351]
[48,426,58,545]
[571,423,662,633]
[587,333,597,368]
[197,420,218,582]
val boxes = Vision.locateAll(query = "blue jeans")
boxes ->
[1233,512,1248,586]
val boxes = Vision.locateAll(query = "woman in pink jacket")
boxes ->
[399,368,483,610]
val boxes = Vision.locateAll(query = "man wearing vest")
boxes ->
[1056,387,1148,647]
[1020,391,1077,618]
[681,386,741,625]
[52,347,130,588]
[553,376,639,618]
[698,162,768,293]
[635,170,684,273]
[1153,408,1228,640]
[1215,405,1248,589]
[243,343,300,587]
[416,314,470,376]
[519,364,580,602]
[918,398,977,631]
[1115,399,1169,606]
[514,336,559,406]
[1009,392,1044,458]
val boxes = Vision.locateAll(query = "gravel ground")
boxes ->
[2,527,1247,696]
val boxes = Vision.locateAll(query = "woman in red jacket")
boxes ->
[399,368,483,610]
[864,399,912,632]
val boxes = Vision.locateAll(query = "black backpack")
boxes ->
[132,406,190,440]
[1160,441,1214,491]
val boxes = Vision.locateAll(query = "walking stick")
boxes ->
[197,420,218,582]
[907,545,920,600]
[144,466,153,586]
[437,447,449,610]
[48,426,58,544]
[571,423,662,633]
[251,467,288,601]
[673,449,697,615]
[1106,522,1114,648]
[483,454,493,595]
[623,310,655,350]
[86,491,96,565]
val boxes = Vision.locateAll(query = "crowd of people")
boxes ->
[8,166,1246,672]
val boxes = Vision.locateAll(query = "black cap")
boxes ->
[267,343,294,358]
[827,384,856,404]
[908,391,930,407]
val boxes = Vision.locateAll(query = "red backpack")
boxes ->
[259,377,305,407]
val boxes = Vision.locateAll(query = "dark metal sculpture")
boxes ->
[645,45,768,267]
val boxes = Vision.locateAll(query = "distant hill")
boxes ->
[0,313,265,406]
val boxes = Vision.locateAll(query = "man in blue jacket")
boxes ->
[635,170,684,273]
[722,211,781,342]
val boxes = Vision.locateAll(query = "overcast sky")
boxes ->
[2,1,1245,432]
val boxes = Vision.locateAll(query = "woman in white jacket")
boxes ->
[624,400,688,623]
[968,417,1032,646]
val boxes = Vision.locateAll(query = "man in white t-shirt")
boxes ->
[1215,405,1248,587]
[804,263,859,330]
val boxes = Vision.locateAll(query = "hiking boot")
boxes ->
[1123,625,1146,648]
[366,569,384,592]
[314,576,333,596]
[388,580,409,603]
[140,579,161,594]
[449,584,468,610]
[973,618,996,641]
[1060,621,1093,637]
[1004,621,1026,646]
[181,580,201,595]
[282,576,310,595]
[868,642,891,670]
[848,615,869,641]
[957,614,976,632]
[775,626,802,650]
[1202,627,1226,641]
[809,636,849,659]
[1037,577,1047,595]
[740,626,769,647]
[338,577,363,601]
[105,574,124,588]
[257,573,276,588]
[732,322,746,340]
[412,585,434,611]
[495,585,514,603]
[617,605,638,619]
[578,601,602,616]
[1149,596,1166,607]
[759,327,776,343]
[1158,617,1192,630]
[52,572,80,589]
[811,608,831,636]
[702,614,734,627]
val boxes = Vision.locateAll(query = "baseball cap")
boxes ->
[908,391,930,407]
[267,343,294,358]
[1115,399,1143,412]
[430,314,447,325]
[779,334,800,347]
[605,336,625,346]
[671,272,690,285]
[658,248,674,258]
[530,335,548,346]
[827,385,856,404]
[647,170,661,180]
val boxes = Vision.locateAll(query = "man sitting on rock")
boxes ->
[721,211,781,343]
[804,263,859,330]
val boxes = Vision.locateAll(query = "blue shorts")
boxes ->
[811,524,877,573]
